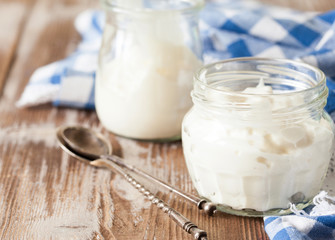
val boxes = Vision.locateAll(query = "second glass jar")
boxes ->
[182,58,335,216]
[96,0,204,141]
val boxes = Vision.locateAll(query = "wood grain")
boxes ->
[256,0,335,11]
[0,0,34,96]
[0,0,334,239]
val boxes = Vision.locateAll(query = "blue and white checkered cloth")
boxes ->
[17,2,335,239]
[17,1,335,113]
[265,191,335,240]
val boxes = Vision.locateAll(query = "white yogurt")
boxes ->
[182,80,334,212]
[96,11,202,140]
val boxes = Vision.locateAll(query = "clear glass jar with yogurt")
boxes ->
[96,0,204,141]
[182,58,335,216]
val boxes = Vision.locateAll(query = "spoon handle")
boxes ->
[101,154,217,216]
[91,159,208,240]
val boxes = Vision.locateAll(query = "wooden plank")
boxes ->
[0,0,35,96]
[0,0,115,239]
[256,0,335,11]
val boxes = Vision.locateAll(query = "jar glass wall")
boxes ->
[182,57,335,216]
[96,0,204,141]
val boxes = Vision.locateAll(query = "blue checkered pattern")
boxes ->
[265,215,335,240]
[17,1,335,113]
[201,1,335,113]
[264,191,335,240]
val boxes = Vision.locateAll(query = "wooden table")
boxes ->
[0,0,334,239]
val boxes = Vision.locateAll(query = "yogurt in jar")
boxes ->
[182,79,334,212]
[96,1,203,140]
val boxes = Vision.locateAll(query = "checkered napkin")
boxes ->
[17,1,335,113]
[264,191,335,240]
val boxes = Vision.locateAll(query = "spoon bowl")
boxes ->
[57,126,112,161]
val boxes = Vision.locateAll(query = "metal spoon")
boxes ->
[57,125,217,216]
[56,126,208,240]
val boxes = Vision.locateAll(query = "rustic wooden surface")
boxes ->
[0,0,334,239]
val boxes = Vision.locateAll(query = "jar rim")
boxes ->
[101,0,205,14]
[194,57,326,98]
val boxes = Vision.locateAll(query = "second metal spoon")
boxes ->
[57,125,216,216]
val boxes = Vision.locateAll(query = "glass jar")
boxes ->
[182,57,335,216]
[96,0,204,141]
